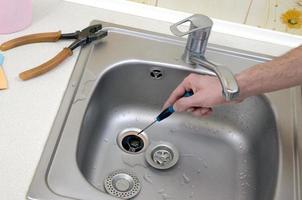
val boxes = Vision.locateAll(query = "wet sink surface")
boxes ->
[27,21,301,200]
[77,62,278,200]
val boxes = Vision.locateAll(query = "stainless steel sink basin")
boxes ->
[27,21,302,200]
[76,61,278,200]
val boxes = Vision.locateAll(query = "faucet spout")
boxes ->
[170,14,240,101]
[190,56,240,101]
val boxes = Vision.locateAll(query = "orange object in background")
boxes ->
[0,54,8,90]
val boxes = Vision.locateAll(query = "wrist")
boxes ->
[235,71,250,101]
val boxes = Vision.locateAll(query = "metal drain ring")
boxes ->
[145,141,179,170]
[117,128,149,154]
[104,169,141,199]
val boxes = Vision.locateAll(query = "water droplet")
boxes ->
[182,173,191,184]
[161,193,172,200]
[158,189,165,194]
[104,138,109,143]
[169,128,177,134]
[143,173,153,184]
[203,160,208,168]
[184,122,191,129]
[158,189,173,199]
[121,154,147,168]
[72,96,87,104]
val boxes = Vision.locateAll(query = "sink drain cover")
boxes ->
[104,169,141,199]
[145,141,179,170]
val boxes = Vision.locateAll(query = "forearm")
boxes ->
[236,46,302,99]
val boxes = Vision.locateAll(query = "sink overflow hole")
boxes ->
[150,68,163,80]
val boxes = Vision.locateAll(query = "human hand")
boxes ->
[163,73,227,117]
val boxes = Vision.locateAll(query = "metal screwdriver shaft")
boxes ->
[137,90,193,135]
[137,120,156,135]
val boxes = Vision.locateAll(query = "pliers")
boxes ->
[0,24,107,80]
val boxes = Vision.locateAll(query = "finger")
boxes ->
[162,78,191,109]
[173,94,203,112]
[202,108,213,116]
[191,108,212,117]
[186,108,195,112]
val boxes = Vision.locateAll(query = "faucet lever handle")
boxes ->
[170,14,213,37]
[171,14,213,58]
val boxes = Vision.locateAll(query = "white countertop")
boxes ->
[0,1,299,199]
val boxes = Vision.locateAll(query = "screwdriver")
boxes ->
[137,90,193,135]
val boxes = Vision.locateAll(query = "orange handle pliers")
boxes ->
[0,24,107,80]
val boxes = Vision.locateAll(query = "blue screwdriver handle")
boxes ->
[156,90,193,122]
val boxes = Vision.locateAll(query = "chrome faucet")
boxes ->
[170,14,239,101]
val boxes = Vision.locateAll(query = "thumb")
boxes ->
[173,96,196,112]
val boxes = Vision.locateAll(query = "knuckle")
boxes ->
[183,74,195,86]
[175,102,183,110]
[174,101,185,112]
[183,77,190,85]
[187,73,196,81]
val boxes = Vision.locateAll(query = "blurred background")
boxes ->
[128,0,302,36]
[32,0,61,24]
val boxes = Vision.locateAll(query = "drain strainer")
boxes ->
[145,141,179,170]
[104,169,141,199]
[153,149,173,165]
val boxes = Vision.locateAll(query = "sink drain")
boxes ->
[145,141,179,170]
[117,128,149,154]
[104,169,141,199]
[153,149,173,165]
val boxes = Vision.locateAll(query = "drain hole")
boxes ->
[117,128,149,154]
[150,68,163,80]
[122,135,144,153]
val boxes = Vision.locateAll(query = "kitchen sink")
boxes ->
[76,61,279,200]
[27,21,302,200]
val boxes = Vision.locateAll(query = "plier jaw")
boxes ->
[68,29,108,51]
